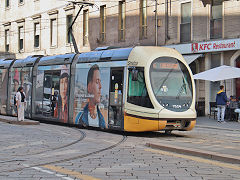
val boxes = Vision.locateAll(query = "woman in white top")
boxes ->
[16,87,26,121]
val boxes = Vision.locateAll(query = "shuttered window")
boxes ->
[18,26,24,50]
[210,0,222,39]
[5,29,10,52]
[50,19,57,46]
[83,10,89,46]
[180,2,191,43]
[34,23,40,48]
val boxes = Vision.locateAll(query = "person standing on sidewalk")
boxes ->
[216,85,228,123]
[16,87,26,121]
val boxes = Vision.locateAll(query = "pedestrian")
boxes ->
[228,96,238,121]
[16,87,26,121]
[216,85,228,123]
[234,97,240,122]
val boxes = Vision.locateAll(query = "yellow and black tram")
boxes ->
[0,46,196,132]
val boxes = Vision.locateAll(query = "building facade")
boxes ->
[0,0,240,115]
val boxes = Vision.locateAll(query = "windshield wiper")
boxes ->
[155,67,175,95]
[176,76,187,99]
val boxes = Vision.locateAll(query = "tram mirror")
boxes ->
[132,69,138,81]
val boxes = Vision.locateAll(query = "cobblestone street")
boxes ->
[0,116,240,180]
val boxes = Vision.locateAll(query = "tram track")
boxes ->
[1,131,127,173]
[10,128,86,157]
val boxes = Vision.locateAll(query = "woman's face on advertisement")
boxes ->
[14,80,19,91]
[60,77,68,98]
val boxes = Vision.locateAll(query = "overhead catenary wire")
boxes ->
[0,0,185,24]
[0,0,237,38]
[0,2,160,36]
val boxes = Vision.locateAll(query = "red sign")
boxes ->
[166,38,240,54]
[191,41,236,53]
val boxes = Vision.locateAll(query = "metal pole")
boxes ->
[67,1,94,54]
[155,0,158,46]
[68,5,84,54]
[165,0,169,43]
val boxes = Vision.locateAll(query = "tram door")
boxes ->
[43,71,60,117]
[109,68,124,128]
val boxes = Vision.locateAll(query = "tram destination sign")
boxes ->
[166,38,240,54]
[153,62,179,70]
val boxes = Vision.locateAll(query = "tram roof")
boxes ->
[38,53,76,66]
[12,55,43,68]
[0,58,15,69]
[77,47,133,63]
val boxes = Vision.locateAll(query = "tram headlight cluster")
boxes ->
[182,103,189,107]
[161,103,169,107]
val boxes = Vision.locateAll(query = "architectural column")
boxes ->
[205,53,210,115]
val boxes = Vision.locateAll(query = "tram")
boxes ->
[0,46,196,132]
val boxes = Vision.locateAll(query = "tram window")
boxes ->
[127,68,153,108]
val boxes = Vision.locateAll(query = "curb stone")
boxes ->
[146,143,240,164]
[0,118,40,125]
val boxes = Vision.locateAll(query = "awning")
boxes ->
[183,54,203,64]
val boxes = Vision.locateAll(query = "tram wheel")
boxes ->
[165,130,172,134]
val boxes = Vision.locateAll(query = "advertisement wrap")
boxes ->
[36,65,70,123]
[74,63,110,128]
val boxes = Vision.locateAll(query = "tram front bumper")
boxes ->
[158,108,196,131]
[123,108,196,132]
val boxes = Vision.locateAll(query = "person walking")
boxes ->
[16,87,26,121]
[216,85,228,123]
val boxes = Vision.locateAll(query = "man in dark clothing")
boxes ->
[216,85,228,123]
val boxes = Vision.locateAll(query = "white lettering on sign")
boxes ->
[166,38,240,54]
[192,41,236,53]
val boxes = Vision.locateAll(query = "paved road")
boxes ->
[0,115,240,180]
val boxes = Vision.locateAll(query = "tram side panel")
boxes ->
[32,64,70,123]
[8,67,33,118]
[0,68,9,115]
[73,63,111,129]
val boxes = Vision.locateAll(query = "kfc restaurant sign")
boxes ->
[166,38,240,54]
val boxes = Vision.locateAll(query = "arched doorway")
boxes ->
[235,56,240,98]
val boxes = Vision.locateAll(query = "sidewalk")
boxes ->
[196,116,240,131]
[147,116,240,164]
[0,115,40,125]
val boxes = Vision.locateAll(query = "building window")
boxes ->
[5,29,10,52]
[66,14,73,43]
[6,0,10,7]
[100,5,106,43]
[18,26,24,51]
[118,0,126,41]
[34,23,40,48]
[180,2,191,43]
[140,0,147,39]
[50,19,57,47]
[83,10,89,46]
[210,0,222,39]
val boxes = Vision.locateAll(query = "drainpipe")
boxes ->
[165,0,169,44]
[155,0,158,46]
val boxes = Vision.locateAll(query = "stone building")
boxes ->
[0,0,240,115]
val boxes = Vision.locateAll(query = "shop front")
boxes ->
[166,38,240,116]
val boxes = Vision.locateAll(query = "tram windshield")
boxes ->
[150,57,193,111]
